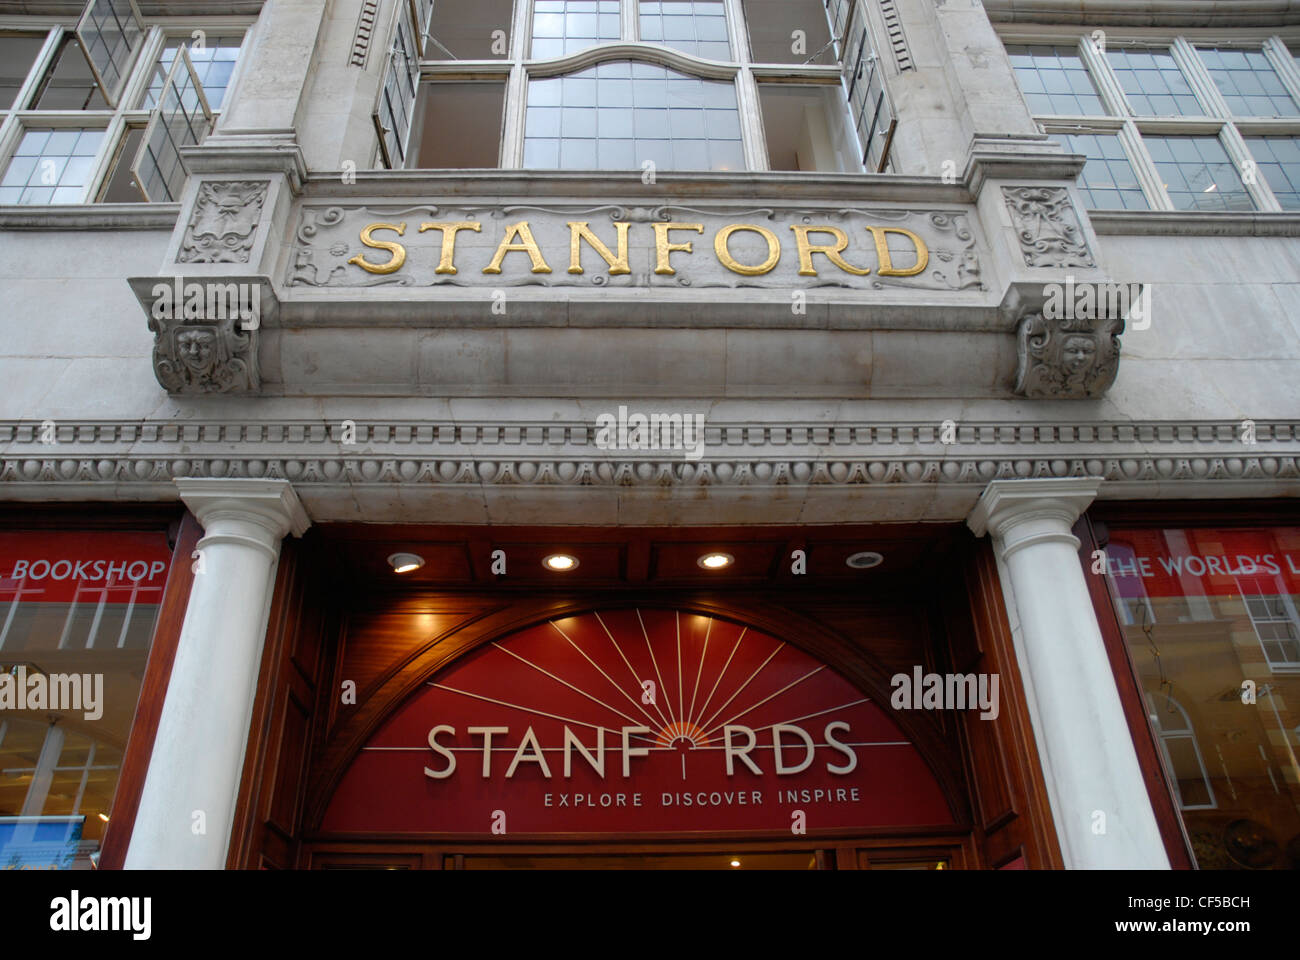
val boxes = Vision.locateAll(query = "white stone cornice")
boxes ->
[175,477,311,540]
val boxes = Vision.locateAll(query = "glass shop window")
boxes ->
[0,530,171,870]
[1102,526,1300,869]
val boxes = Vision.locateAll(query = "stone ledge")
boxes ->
[1089,210,1300,237]
[0,204,180,231]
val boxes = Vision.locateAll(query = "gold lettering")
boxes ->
[419,221,481,274]
[866,226,928,277]
[567,221,631,275]
[714,224,781,276]
[347,222,407,275]
[482,221,552,274]
[652,222,704,275]
[789,225,871,277]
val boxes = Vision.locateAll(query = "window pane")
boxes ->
[1058,132,1149,210]
[76,0,144,104]
[2,128,104,204]
[1146,135,1253,211]
[33,37,110,110]
[413,81,505,167]
[639,1,729,61]
[1004,44,1105,115]
[1107,47,1203,116]
[1245,136,1300,210]
[0,33,48,110]
[759,83,860,172]
[0,530,170,870]
[139,34,245,110]
[743,0,835,65]
[1197,47,1299,117]
[97,125,146,202]
[524,62,742,170]
[425,0,514,59]
[531,0,620,58]
[1106,527,1300,868]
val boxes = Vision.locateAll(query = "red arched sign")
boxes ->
[322,609,954,836]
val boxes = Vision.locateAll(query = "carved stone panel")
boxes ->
[179,180,268,264]
[1002,186,1095,268]
[1014,311,1121,399]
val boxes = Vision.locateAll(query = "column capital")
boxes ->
[967,477,1102,555]
[175,478,311,542]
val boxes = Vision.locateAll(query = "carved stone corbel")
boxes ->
[1014,311,1122,399]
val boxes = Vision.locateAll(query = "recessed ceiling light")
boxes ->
[97,813,110,823]
[387,552,425,574]
[845,551,884,570]
[698,552,734,569]
[543,553,579,571]
[730,859,741,867]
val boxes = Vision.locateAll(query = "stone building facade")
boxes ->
[0,0,1297,871]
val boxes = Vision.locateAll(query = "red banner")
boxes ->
[322,608,954,837]
[1105,527,1300,598]
[0,531,171,604]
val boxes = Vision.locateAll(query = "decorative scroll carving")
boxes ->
[1002,186,1095,268]
[179,181,268,264]
[1015,311,1122,399]
[150,312,258,394]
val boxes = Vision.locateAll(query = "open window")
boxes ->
[832,0,896,172]
[75,0,145,108]
[129,46,212,201]
[374,4,420,168]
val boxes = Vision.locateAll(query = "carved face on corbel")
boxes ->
[176,328,218,377]
[1061,334,1098,378]
[1015,313,1121,399]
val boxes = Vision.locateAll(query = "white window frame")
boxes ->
[1146,692,1217,811]
[998,24,1300,213]
[0,9,254,206]
[400,0,895,173]
[1236,575,1300,672]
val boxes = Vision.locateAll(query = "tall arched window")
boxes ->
[381,0,897,172]
[1146,692,1216,810]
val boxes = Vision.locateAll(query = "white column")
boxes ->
[125,479,309,870]
[967,478,1170,869]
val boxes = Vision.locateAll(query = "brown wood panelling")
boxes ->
[226,534,330,869]
[1075,513,1196,869]
[940,538,1063,869]
[98,510,200,870]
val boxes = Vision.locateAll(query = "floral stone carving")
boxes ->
[178,181,268,264]
[1002,186,1095,268]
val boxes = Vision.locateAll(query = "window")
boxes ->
[0,529,172,869]
[1057,133,1148,210]
[1101,526,1300,868]
[524,62,742,170]
[398,0,897,173]
[1003,34,1300,212]
[1146,694,1216,811]
[1197,46,1299,117]
[0,3,249,205]
[1244,136,1300,210]
[639,1,730,61]
[1005,44,1105,115]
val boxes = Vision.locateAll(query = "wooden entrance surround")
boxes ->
[223,524,1063,869]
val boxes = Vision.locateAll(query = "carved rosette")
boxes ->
[150,312,259,395]
[179,181,268,264]
[1015,311,1122,399]
[1002,186,1095,268]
